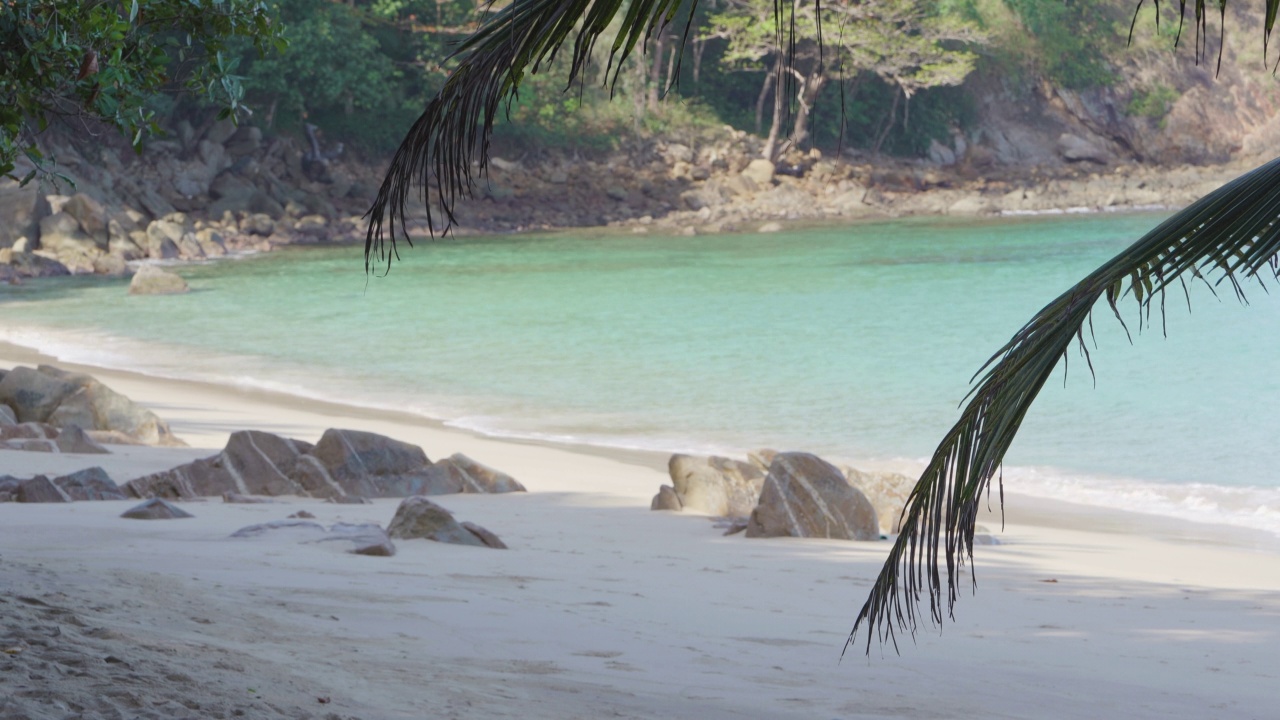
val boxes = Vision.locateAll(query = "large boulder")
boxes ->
[33,365,182,445]
[125,429,313,498]
[844,467,915,534]
[128,265,188,295]
[745,452,879,541]
[50,467,124,501]
[124,428,525,501]
[386,496,504,548]
[54,424,109,454]
[306,428,459,498]
[0,366,79,423]
[742,159,776,186]
[433,453,526,493]
[661,454,764,518]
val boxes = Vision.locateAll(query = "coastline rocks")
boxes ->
[128,265,189,295]
[231,519,397,556]
[435,453,527,494]
[843,467,915,534]
[658,454,764,518]
[386,496,506,548]
[745,452,879,541]
[121,498,193,519]
[124,428,526,502]
[0,365,183,446]
[54,424,109,454]
[650,484,682,511]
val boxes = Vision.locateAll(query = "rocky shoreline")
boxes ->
[0,117,1253,283]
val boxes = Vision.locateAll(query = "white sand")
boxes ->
[3,345,1280,719]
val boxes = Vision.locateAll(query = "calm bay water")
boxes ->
[4,212,1280,534]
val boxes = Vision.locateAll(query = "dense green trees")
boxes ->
[0,0,283,183]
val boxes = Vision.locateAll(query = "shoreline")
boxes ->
[5,328,1280,555]
[4,341,1280,717]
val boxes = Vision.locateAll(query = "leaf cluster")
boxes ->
[0,0,284,185]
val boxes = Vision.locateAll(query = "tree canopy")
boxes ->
[0,0,285,185]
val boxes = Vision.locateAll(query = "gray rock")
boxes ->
[51,467,124,501]
[308,428,449,498]
[386,496,488,547]
[37,365,182,445]
[5,438,55,452]
[16,475,71,502]
[650,484,682,511]
[745,452,879,541]
[128,265,188,295]
[61,194,109,246]
[231,520,326,538]
[0,366,79,422]
[460,521,507,549]
[121,498,193,519]
[203,118,238,145]
[433,453,526,493]
[1057,133,1110,164]
[240,213,275,236]
[844,467,915,534]
[222,493,277,504]
[54,424,109,454]
[126,429,311,499]
[0,404,15,425]
[667,454,764,518]
[741,159,776,186]
[314,522,397,556]
[0,421,56,440]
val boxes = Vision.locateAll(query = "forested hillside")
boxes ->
[4,0,1280,282]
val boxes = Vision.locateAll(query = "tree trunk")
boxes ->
[871,86,901,156]
[647,32,666,113]
[763,59,787,161]
[788,72,826,150]
[755,70,776,135]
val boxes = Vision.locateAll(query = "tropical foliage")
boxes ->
[0,0,284,184]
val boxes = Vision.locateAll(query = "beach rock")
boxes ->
[222,492,277,504]
[0,404,14,425]
[844,467,915,534]
[128,265,189,295]
[650,484,682,511]
[745,452,879,541]
[433,453,527,493]
[36,365,182,445]
[307,428,457,498]
[15,475,72,502]
[742,159,776,186]
[314,522,397,556]
[121,498,193,519]
[0,421,56,440]
[51,467,125,501]
[0,366,80,422]
[667,454,765,518]
[289,510,316,519]
[54,424,109,454]
[126,429,312,498]
[231,519,326,538]
[1058,133,1109,164]
[461,521,508,549]
[4,438,56,452]
[386,496,488,547]
[232,520,396,556]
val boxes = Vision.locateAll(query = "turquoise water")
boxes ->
[4,213,1280,534]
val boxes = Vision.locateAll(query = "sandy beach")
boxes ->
[3,342,1280,719]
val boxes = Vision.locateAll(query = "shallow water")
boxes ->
[4,212,1280,534]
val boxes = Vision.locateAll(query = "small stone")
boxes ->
[121,498,193,520]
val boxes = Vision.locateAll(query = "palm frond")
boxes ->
[845,156,1280,655]
[363,0,698,273]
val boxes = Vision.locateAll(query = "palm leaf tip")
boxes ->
[848,155,1280,655]
[363,0,701,275]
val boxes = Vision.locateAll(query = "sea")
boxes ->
[4,212,1280,537]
